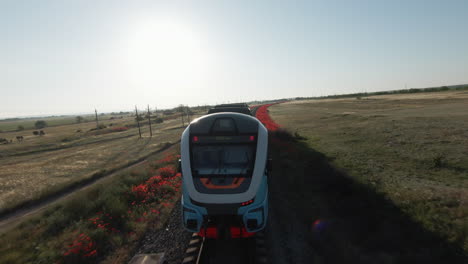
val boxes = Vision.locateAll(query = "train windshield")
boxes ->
[191,145,255,177]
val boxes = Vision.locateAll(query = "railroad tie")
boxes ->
[182,233,203,264]
[255,232,268,264]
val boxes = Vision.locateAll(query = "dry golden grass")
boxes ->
[0,113,199,212]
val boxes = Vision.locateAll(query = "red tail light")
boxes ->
[198,227,218,238]
[230,226,256,238]
[249,135,255,141]
[193,136,199,142]
[241,199,254,206]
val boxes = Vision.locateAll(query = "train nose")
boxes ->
[183,205,204,232]
[243,206,265,232]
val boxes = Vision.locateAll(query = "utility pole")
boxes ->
[181,111,185,127]
[180,105,185,127]
[147,105,152,137]
[94,108,99,128]
[135,106,142,138]
[187,107,191,123]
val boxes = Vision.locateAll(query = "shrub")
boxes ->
[158,166,176,178]
[62,232,98,263]
[17,125,24,131]
[35,120,47,129]
[154,117,164,124]
[432,154,446,168]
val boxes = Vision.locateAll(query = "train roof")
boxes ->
[213,103,249,108]
[190,112,259,134]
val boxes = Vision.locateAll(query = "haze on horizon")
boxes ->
[1,0,467,118]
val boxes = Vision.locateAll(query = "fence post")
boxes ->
[147,105,152,137]
[135,106,142,138]
[95,109,99,128]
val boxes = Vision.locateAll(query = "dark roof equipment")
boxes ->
[207,107,252,116]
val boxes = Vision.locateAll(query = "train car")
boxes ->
[207,106,253,116]
[213,103,249,108]
[180,112,270,239]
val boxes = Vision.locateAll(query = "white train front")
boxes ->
[180,112,269,238]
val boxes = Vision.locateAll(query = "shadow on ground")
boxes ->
[267,130,467,264]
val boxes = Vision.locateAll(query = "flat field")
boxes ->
[0,113,133,132]
[269,91,468,251]
[0,113,194,212]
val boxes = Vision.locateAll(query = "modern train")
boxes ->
[207,107,253,116]
[180,111,270,239]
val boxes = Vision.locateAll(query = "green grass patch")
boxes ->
[268,129,467,263]
[269,93,468,260]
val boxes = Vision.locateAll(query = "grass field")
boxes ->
[0,113,124,132]
[0,112,198,213]
[0,145,182,264]
[269,90,468,256]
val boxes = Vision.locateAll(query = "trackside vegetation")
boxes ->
[0,148,181,264]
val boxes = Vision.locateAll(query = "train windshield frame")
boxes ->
[190,143,256,178]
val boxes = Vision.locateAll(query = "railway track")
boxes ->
[182,232,267,264]
[250,105,260,117]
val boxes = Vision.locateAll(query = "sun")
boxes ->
[126,19,210,90]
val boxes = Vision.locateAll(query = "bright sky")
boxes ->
[1,0,467,118]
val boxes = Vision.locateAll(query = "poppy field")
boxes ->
[255,103,281,131]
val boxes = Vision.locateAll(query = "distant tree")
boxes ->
[34,120,47,129]
[17,125,25,131]
[76,116,84,123]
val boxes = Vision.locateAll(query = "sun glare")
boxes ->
[126,19,210,90]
